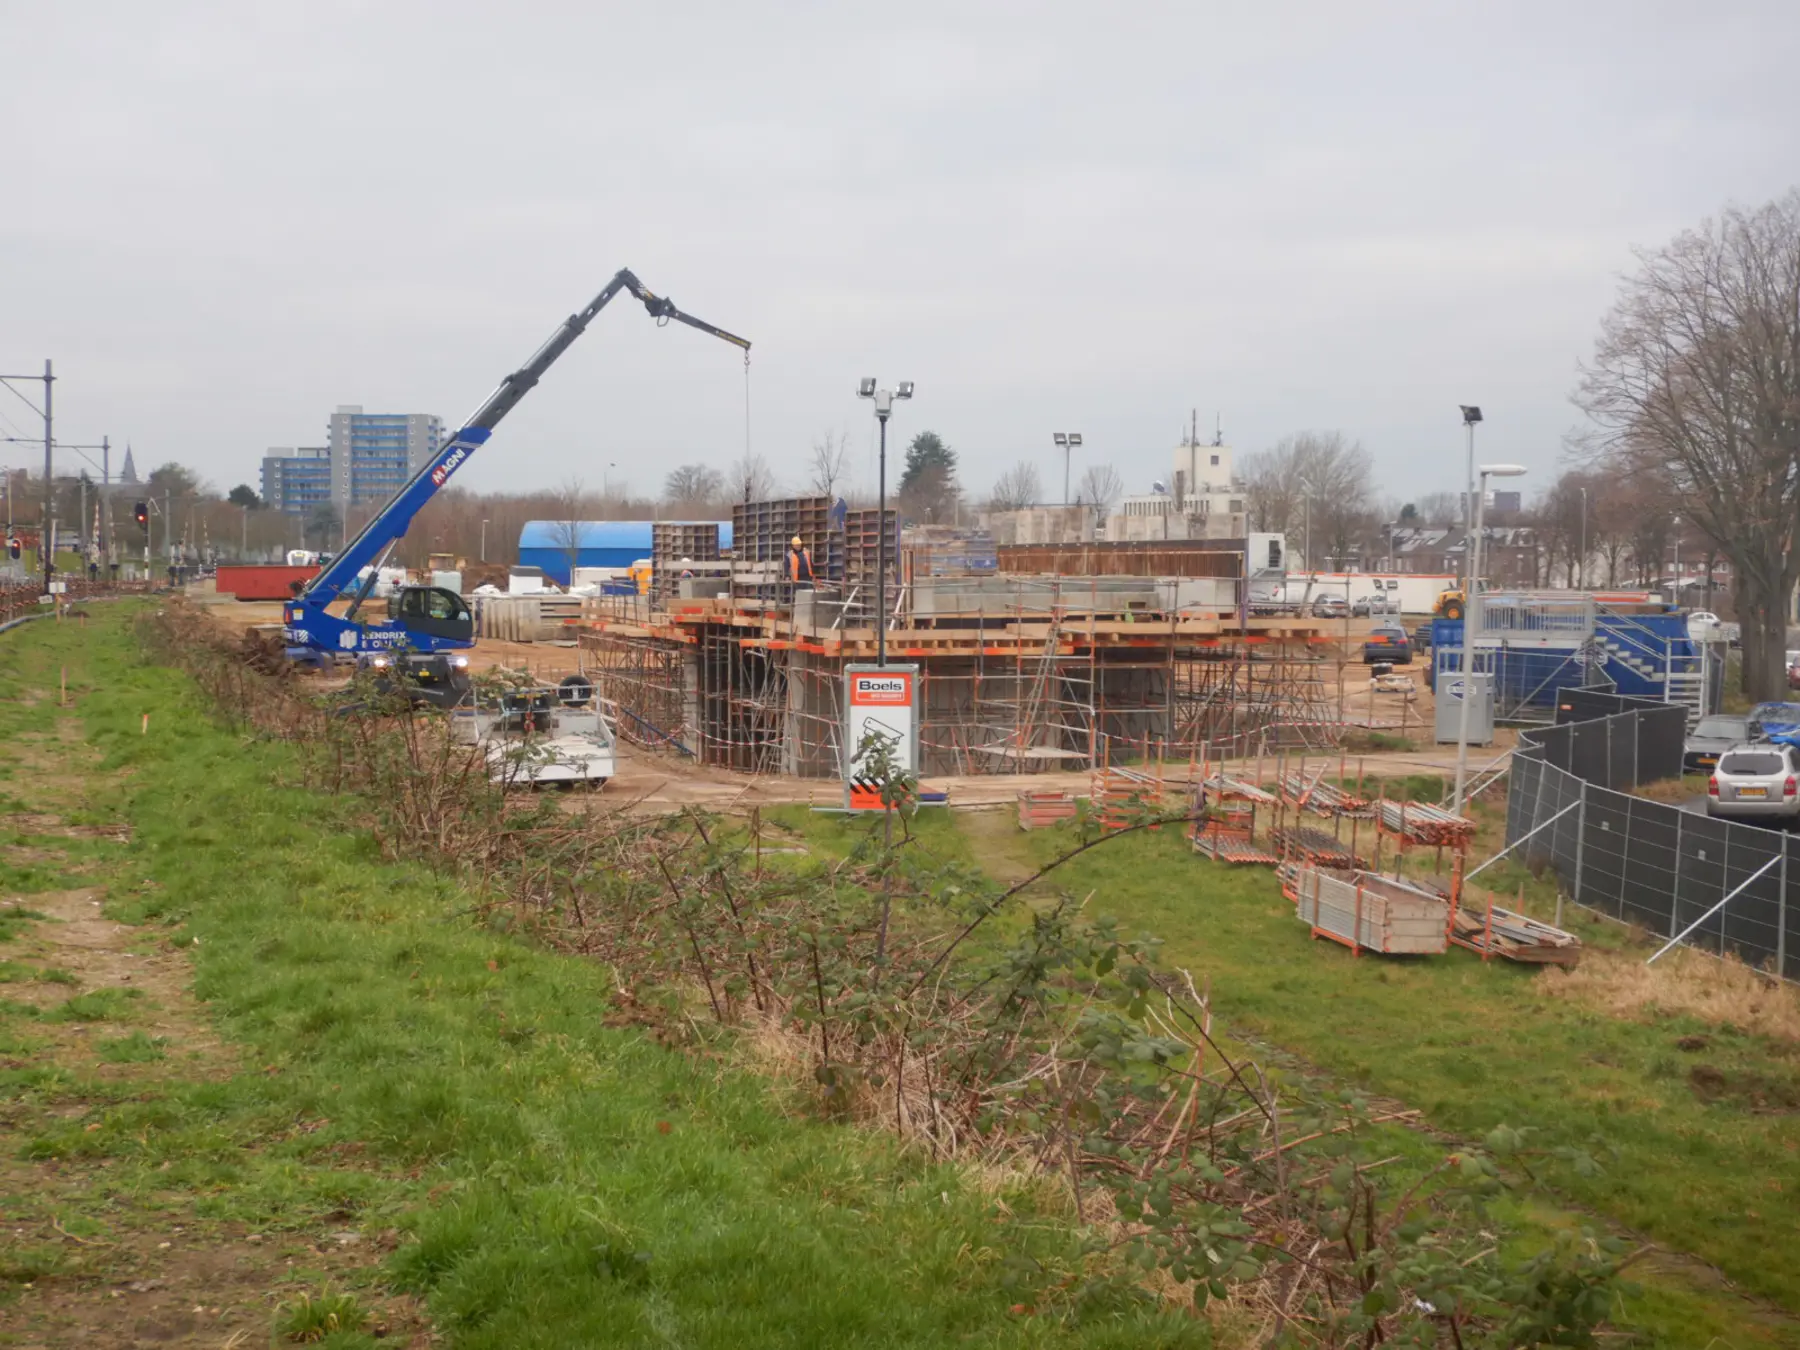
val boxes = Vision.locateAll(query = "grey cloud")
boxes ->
[4,0,1796,505]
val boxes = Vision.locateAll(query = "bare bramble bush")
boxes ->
[144,603,1636,1345]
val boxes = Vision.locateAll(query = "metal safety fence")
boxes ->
[1508,703,1797,982]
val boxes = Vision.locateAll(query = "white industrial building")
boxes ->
[1107,438,1246,541]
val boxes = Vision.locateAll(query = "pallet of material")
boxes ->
[1449,899,1582,967]
[1192,830,1280,865]
[1195,774,1277,806]
[1189,815,1279,865]
[1018,790,1079,830]
[1277,773,1372,818]
[1373,799,1475,847]
[1292,866,1448,954]
[1271,825,1364,869]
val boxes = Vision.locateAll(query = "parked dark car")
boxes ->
[1411,621,1433,652]
[1362,621,1411,665]
[1683,713,1762,774]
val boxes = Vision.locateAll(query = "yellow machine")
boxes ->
[1434,588,1466,621]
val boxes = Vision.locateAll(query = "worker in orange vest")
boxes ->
[785,535,814,589]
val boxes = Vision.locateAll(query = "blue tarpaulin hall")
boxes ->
[516,520,733,586]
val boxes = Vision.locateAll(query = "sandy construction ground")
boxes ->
[192,586,1490,812]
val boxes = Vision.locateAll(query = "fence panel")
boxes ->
[1505,701,1798,982]
[1578,785,1631,919]
[1719,829,1785,965]
[1674,812,1730,942]
[1617,795,1681,935]
[1568,718,1609,787]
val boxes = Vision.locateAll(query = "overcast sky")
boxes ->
[4,1,1797,509]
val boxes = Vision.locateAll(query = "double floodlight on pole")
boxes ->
[1451,460,1527,813]
[856,377,914,666]
[1052,432,1083,505]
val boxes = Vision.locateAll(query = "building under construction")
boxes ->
[572,497,1339,780]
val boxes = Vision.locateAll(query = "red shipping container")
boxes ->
[215,564,319,602]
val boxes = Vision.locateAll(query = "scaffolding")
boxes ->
[577,604,1338,781]
[569,498,1346,781]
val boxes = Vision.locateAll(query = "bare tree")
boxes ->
[1530,474,1586,587]
[1575,189,1800,699]
[988,460,1042,510]
[663,463,725,515]
[1241,431,1375,567]
[728,452,778,504]
[1412,491,1462,527]
[1077,463,1125,520]
[547,475,590,587]
[807,428,852,499]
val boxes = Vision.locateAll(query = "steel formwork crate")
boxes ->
[1292,866,1448,955]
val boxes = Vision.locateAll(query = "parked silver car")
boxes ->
[1707,743,1800,824]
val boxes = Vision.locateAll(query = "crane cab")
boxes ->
[386,585,474,644]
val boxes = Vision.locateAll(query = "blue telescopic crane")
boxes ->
[282,269,749,665]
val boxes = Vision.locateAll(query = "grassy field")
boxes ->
[855,799,1800,1347]
[0,610,1213,1348]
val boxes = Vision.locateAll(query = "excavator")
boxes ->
[282,269,749,675]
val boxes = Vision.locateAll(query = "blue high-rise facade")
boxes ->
[260,447,332,515]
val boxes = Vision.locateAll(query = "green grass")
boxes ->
[0,906,49,942]
[276,1289,372,1344]
[937,809,1800,1344]
[94,1030,166,1063]
[0,607,1209,1348]
[0,960,77,985]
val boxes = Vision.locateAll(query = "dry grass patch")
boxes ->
[1539,944,1800,1043]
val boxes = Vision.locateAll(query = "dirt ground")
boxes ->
[192,589,1496,811]
[0,687,431,1348]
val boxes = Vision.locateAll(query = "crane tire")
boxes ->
[557,674,594,707]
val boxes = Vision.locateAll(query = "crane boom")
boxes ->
[283,269,748,661]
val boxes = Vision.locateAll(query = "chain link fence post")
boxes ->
[1781,839,1790,981]
[1669,809,1684,942]
[1563,779,1588,928]
[1720,829,1731,959]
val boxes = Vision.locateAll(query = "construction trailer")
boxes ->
[568,496,1343,780]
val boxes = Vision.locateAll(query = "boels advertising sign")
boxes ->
[844,664,919,810]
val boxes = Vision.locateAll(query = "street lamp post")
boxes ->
[1452,462,1527,812]
[480,518,490,563]
[857,378,915,666]
[1577,486,1588,590]
[1459,405,1482,598]
[1052,432,1083,506]
[1671,514,1681,608]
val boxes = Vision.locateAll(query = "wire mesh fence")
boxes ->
[1508,706,1797,983]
